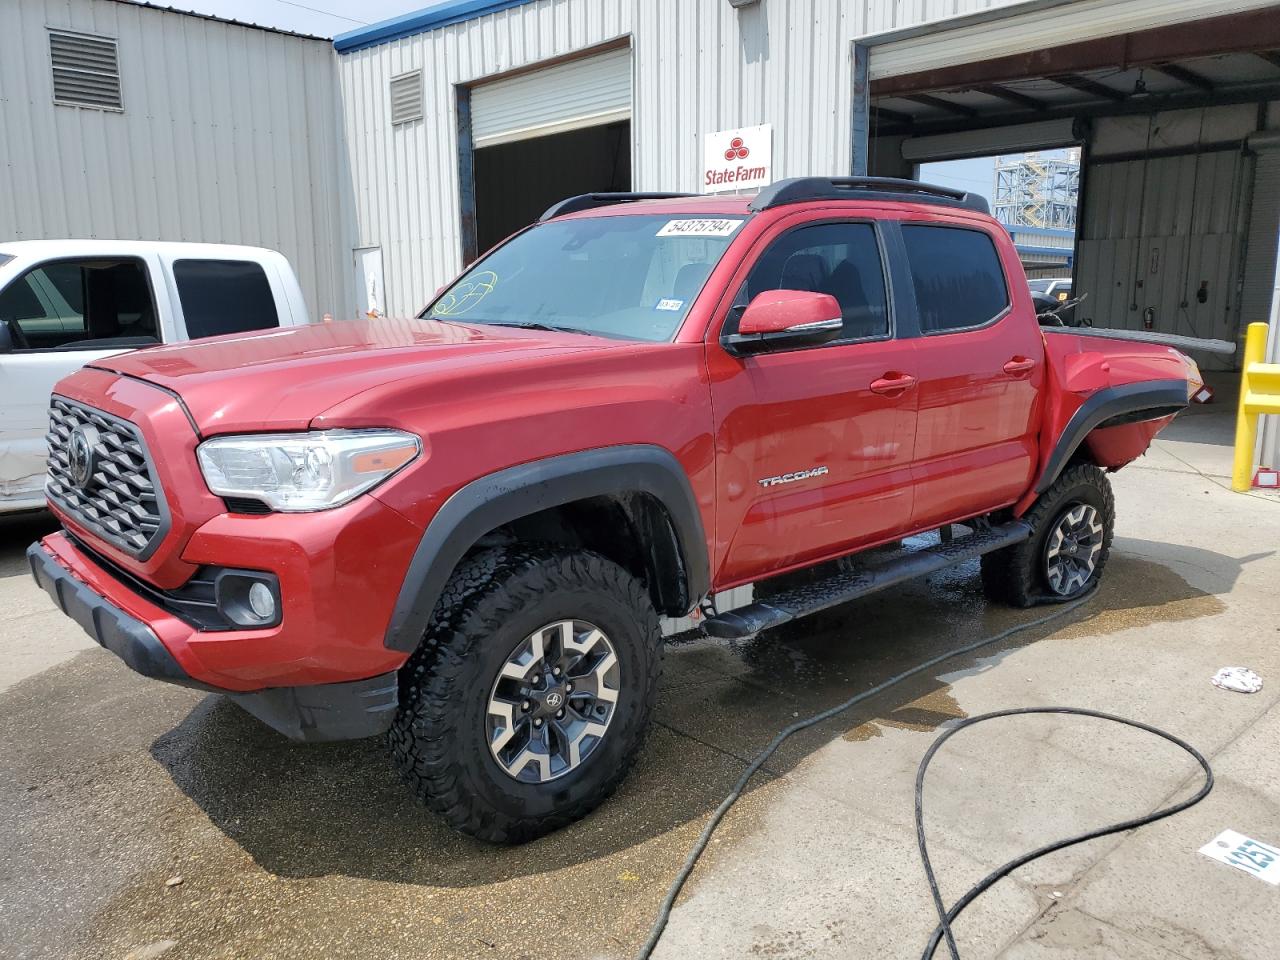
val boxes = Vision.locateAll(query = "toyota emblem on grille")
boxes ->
[68,426,99,489]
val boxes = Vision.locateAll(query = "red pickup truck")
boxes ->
[29,178,1200,842]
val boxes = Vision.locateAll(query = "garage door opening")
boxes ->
[474,119,631,253]
[462,44,632,260]
[861,4,1280,369]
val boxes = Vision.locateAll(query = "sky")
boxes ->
[158,0,428,37]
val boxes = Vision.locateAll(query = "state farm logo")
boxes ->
[723,136,750,161]
[704,124,771,192]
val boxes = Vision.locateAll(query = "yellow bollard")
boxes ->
[1233,322,1277,491]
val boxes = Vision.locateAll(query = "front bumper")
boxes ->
[28,536,402,742]
[28,541,208,691]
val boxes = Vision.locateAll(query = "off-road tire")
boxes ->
[389,545,662,843]
[980,463,1115,608]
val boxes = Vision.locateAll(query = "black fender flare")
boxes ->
[1034,378,1187,495]
[383,444,711,653]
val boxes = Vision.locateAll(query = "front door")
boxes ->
[0,257,161,509]
[706,216,918,586]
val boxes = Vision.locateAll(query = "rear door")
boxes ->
[162,257,286,340]
[894,218,1044,529]
[706,211,918,585]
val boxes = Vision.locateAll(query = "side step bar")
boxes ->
[701,520,1033,640]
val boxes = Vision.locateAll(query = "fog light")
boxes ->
[248,581,276,621]
[213,570,282,628]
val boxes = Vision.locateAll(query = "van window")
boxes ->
[174,260,280,338]
[0,259,159,350]
[901,225,1009,334]
[737,221,889,341]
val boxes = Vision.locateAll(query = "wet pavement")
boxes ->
[2,395,1278,960]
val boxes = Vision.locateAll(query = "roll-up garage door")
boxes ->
[901,119,1078,164]
[471,47,631,149]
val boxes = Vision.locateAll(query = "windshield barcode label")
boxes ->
[656,219,743,238]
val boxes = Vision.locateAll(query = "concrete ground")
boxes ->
[2,385,1278,960]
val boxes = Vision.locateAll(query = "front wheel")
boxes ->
[981,463,1115,608]
[390,546,662,843]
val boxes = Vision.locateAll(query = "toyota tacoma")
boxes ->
[28,177,1203,842]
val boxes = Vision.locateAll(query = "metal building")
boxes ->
[1,0,353,320]
[332,0,1280,470]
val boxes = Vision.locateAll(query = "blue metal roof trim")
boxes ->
[333,0,539,52]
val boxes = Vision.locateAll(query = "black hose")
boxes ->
[919,708,1213,960]
[636,589,1213,960]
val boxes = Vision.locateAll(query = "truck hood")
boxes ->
[89,318,613,433]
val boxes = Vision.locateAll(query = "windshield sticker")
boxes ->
[656,218,743,238]
[655,298,684,312]
[433,270,498,316]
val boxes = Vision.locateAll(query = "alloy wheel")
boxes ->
[1043,503,1103,596]
[486,620,621,783]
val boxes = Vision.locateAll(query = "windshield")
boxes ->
[423,214,745,341]
[1027,279,1052,293]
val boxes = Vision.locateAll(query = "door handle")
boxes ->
[1003,357,1036,376]
[869,373,918,396]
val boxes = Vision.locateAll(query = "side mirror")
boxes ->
[723,289,843,356]
[0,319,15,353]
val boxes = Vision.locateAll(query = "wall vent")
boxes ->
[390,71,423,125]
[49,29,122,110]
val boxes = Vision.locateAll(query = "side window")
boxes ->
[173,259,280,339]
[0,259,158,350]
[737,222,889,341]
[901,225,1009,334]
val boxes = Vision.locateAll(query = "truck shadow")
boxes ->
[146,539,1257,888]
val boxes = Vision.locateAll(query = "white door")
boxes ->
[0,257,162,511]
[354,247,385,318]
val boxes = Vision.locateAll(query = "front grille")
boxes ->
[46,396,168,558]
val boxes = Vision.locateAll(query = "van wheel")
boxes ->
[981,464,1115,608]
[389,546,662,843]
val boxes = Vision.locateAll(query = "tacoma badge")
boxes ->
[758,466,829,488]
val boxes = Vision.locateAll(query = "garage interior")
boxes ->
[864,6,1280,372]
[474,121,630,253]
[464,44,632,258]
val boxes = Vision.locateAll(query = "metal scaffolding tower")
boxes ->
[993,150,1080,230]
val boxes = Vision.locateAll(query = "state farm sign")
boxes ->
[702,123,772,193]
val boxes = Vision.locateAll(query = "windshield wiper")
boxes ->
[467,319,596,336]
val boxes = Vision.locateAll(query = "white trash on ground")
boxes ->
[1211,667,1263,694]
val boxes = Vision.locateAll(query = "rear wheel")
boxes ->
[390,546,662,843]
[981,463,1115,608]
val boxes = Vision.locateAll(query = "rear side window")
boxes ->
[0,258,159,349]
[739,221,890,341]
[174,259,279,338]
[901,225,1009,334]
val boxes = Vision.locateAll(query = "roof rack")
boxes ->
[749,177,990,215]
[539,192,699,221]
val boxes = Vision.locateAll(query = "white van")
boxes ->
[0,241,313,513]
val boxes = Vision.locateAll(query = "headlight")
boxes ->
[197,429,420,512]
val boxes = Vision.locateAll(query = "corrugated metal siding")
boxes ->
[337,0,1026,316]
[1076,147,1247,370]
[0,0,352,321]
